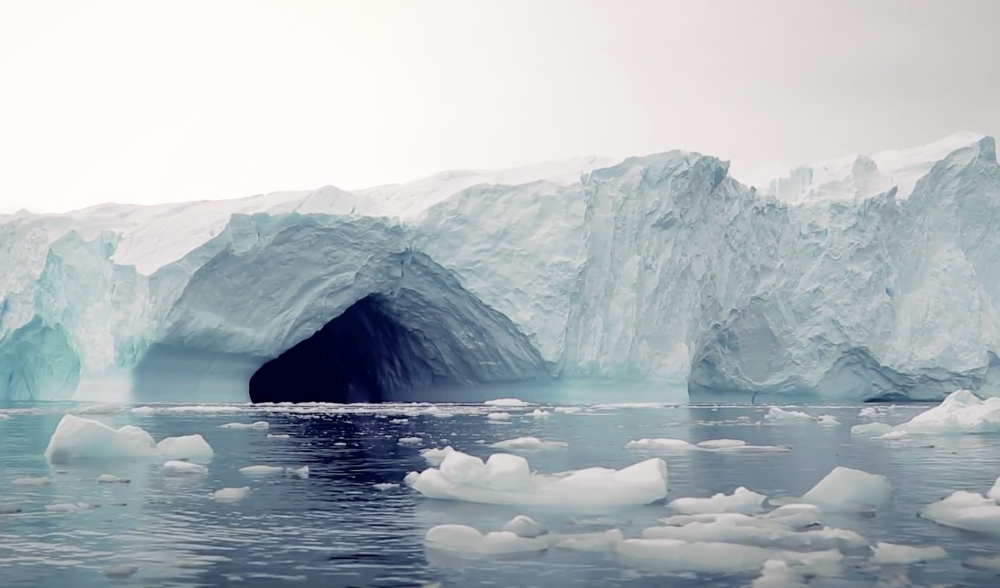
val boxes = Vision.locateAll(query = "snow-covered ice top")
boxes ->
[3,131,1000,403]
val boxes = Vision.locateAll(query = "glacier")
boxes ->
[2,133,999,404]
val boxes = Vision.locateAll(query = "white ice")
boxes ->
[920,490,1000,533]
[667,487,767,515]
[213,487,250,502]
[501,515,547,538]
[424,524,548,556]
[220,421,269,430]
[405,449,667,508]
[156,434,214,462]
[764,408,812,422]
[162,460,208,475]
[44,414,215,464]
[96,474,130,484]
[484,398,528,407]
[419,446,456,464]
[870,542,947,565]
[490,437,568,451]
[799,467,892,512]
[239,465,285,476]
[895,389,1000,434]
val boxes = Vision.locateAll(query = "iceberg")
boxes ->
[3,133,1000,403]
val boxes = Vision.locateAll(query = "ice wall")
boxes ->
[1,133,999,403]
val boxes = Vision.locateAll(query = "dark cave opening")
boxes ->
[249,295,429,404]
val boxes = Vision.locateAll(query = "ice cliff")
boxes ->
[2,133,999,403]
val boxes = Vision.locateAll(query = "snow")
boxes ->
[870,542,947,565]
[404,449,667,508]
[5,133,1000,403]
[799,467,892,512]
[424,524,548,556]
[666,487,767,515]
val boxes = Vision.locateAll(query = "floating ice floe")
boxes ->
[752,560,808,588]
[424,524,548,556]
[219,421,269,430]
[529,409,550,418]
[374,483,399,491]
[870,542,947,565]
[486,412,512,421]
[490,437,568,451]
[46,502,94,512]
[895,389,1000,435]
[626,438,790,453]
[667,487,767,515]
[553,406,583,414]
[398,437,423,445]
[484,398,529,407]
[873,430,907,441]
[859,407,882,418]
[764,408,813,422]
[213,487,250,502]
[851,422,895,436]
[44,415,215,464]
[816,415,840,426]
[660,504,823,531]
[797,467,892,512]
[501,515,547,538]
[162,460,208,475]
[97,474,130,484]
[641,517,865,551]
[404,450,667,508]
[286,465,309,479]
[920,489,1000,533]
[12,476,52,486]
[613,540,843,575]
[239,465,285,476]
[267,434,290,439]
[420,446,456,463]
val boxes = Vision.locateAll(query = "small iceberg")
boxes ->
[484,398,529,407]
[239,465,285,476]
[798,467,892,512]
[219,421,269,430]
[44,415,215,463]
[405,450,667,508]
[213,487,250,502]
[490,437,568,451]
[501,515,547,538]
[162,460,208,475]
[896,389,1000,435]
[424,524,547,556]
[667,487,767,515]
[870,542,947,565]
[764,407,812,422]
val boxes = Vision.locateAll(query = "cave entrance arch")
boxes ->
[249,295,434,403]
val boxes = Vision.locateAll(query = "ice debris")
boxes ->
[404,449,667,508]
[798,467,892,512]
[419,446,456,464]
[424,524,547,556]
[920,490,1000,533]
[501,515,547,538]
[484,398,528,407]
[44,415,214,463]
[239,465,285,476]
[764,407,812,422]
[398,437,423,445]
[213,487,250,502]
[489,437,568,451]
[96,474,130,484]
[286,465,309,479]
[486,412,512,421]
[13,476,52,486]
[220,421,269,430]
[870,542,947,565]
[162,460,208,475]
[896,389,1000,434]
[667,487,767,515]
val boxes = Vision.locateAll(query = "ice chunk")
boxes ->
[696,439,746,449]
[13,476,52,486]
[487,412,512,421]
[816,415,840,426]
[764,504,824,529]
[44,415,156,463]
[484,398,528,407]
[398,437,423,445]
[896,389,1000,434]
[484,453,531,491]
[642,519,865,551]
[419,446,456,464]
[490,437,568,451]
[162,460,207,475]
[219,421,269,430]
[851,422,894,436]
[799,467,892,512]
[625,438,697,451]
[374,483,399,491]
[213,487,250,502]
[545,529,624,551]
[752,560,807,588]
[131,406,155,414]
[77,403,122,414]
[874,430,907,440]
[406,450,667,508]
[988,476,1000,501]
[764,407,812,421]
[667,487,767,515]
[424,524,547,555]
[239,465,285,476]
[267,434,290,439]
[156,434,214,462]
[285,465,309,479]
[96,474,130,484]
[616,539,843,575]
[553,406,583,414]
[102,565,139,579]
[870,542,947,565]
[529,409,550,418]
[501,515,547,538]
[859,407,880,418]
[920,491,1000,533]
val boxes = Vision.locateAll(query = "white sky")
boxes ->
[2,0,999,213]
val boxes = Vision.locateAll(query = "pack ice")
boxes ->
[3,132,1000,403]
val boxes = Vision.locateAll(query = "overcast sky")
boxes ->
[2,0,998,212]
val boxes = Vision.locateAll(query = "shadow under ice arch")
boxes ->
[130,215,550,403]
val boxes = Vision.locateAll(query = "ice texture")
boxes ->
[4,133,1000,403]
[799,467,892,512]
[405,449,667,507]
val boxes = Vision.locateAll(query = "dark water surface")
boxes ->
[1,401,999,587]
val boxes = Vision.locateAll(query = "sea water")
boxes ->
[2,401,1000,587]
